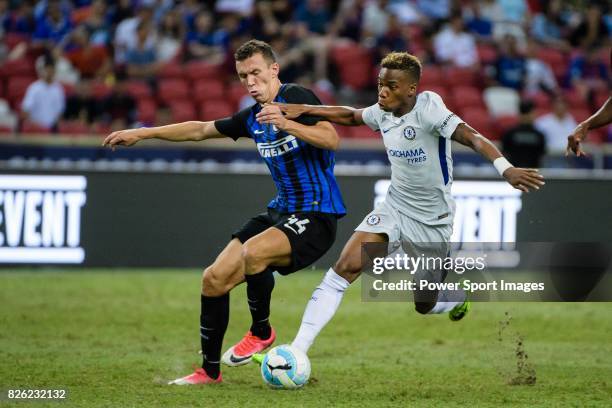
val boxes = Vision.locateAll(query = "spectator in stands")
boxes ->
[374,14,408,62]
[417,0,452,22]
[386,0,422,25]
[186,10,228,63]
[114,4,155,65]
[252,0,293,42]
[502,100,546,167]
[530,0,570,51]
[568,2,610,49]
[329,0,366,43]
[125,21,159,80]
[4,1,36,35]
[433,12,479,69]
[98,72,136,130]
[523,39,558,96]
[64,26,110,79]
[32,0,72,48]
[63,80,96,124]
[535,96,577,153]
[157,10,185,63]
[362,0,390,39]
[480,0,527,46]
[81,0,112,47]
[568,46,610,100]
[215,0,254,16]
[464,1,494,40]
[494,34,525,90]
[294,0,332,36]
[21,56,65,130]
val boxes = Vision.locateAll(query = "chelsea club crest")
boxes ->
[403,126,416,140]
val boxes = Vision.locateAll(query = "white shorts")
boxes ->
[355,200,452,244]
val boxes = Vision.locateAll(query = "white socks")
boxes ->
[292,268,350,354]
[427,288,466,314]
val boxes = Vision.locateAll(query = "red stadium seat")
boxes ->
[169,99,197,122]
[58,120,90,135]
[331,44,373,90]
[594,91,610,109]
[158,78,190,101]
[158,61,184,79]
[124,80,152,99]
[563,89,588,110]
[527,91,552,111]
[199,100,233,121]
[451,85,484,109]
[419,66,444,88]
[91,81,112,99]
[227,81,248,109]
[0,125,14,135]
[61,82,75,97]
[313,85,336,105]
[444,67,477,87]
[496,115,520,132]
[92,122,111,135]
[21,121,51,134]
[460,107,497,139]
[349,126,379,139]
[193,79,225,103]
[6,76,36,103]
[137,99,157,124]
[0,58,36,79]
[569,108,590,123]
[477,44,498,65]
[3,33,29,50]
[184,61,223,81]
[537,49,565,69]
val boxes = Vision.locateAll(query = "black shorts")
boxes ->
[232,208,337,275]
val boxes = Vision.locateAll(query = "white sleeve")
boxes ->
[361,103,381,131]
[422,92,464,139]
[21,84,36,113]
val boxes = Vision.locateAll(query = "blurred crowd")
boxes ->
[0,0,610,154]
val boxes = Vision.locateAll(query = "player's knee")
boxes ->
[202,266,231,296]
[414,301,435,315]
[241,244,267,274]
[334,257,362,283]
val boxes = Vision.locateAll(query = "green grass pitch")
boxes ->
[1,270,612,407]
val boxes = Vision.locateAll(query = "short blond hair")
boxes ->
[380,52,422,82]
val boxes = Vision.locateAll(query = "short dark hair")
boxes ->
[234,40,277,64]
[380,52,422,82]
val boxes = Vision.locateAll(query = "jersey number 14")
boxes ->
[284,215,310,235]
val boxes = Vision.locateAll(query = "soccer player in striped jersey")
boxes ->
[265,52,545,355]
[103,40,346,384]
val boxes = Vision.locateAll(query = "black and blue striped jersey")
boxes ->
[214,83,346,217]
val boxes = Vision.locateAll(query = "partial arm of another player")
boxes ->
[267,102,365,126]
[451,123,545,193]
[102,121,225,149]
[255,104,340,150]
[566,97,612,157]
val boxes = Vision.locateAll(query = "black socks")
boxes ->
[245,269,275,340]
[200,293,229,379]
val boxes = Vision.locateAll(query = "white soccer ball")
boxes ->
[260,344,311,389]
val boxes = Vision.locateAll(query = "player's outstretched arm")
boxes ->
[451,123,545,193]
[269,102,365,126]
[256,104,340,150]
[566,97,612,157]
[102,121,224,149]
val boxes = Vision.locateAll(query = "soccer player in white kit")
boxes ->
[256,52,545,355]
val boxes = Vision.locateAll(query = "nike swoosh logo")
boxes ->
[254,130,265,134]
[381,128,391,134]
[229,354,252,363]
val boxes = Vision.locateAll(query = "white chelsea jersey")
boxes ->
[362,91,465,226]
